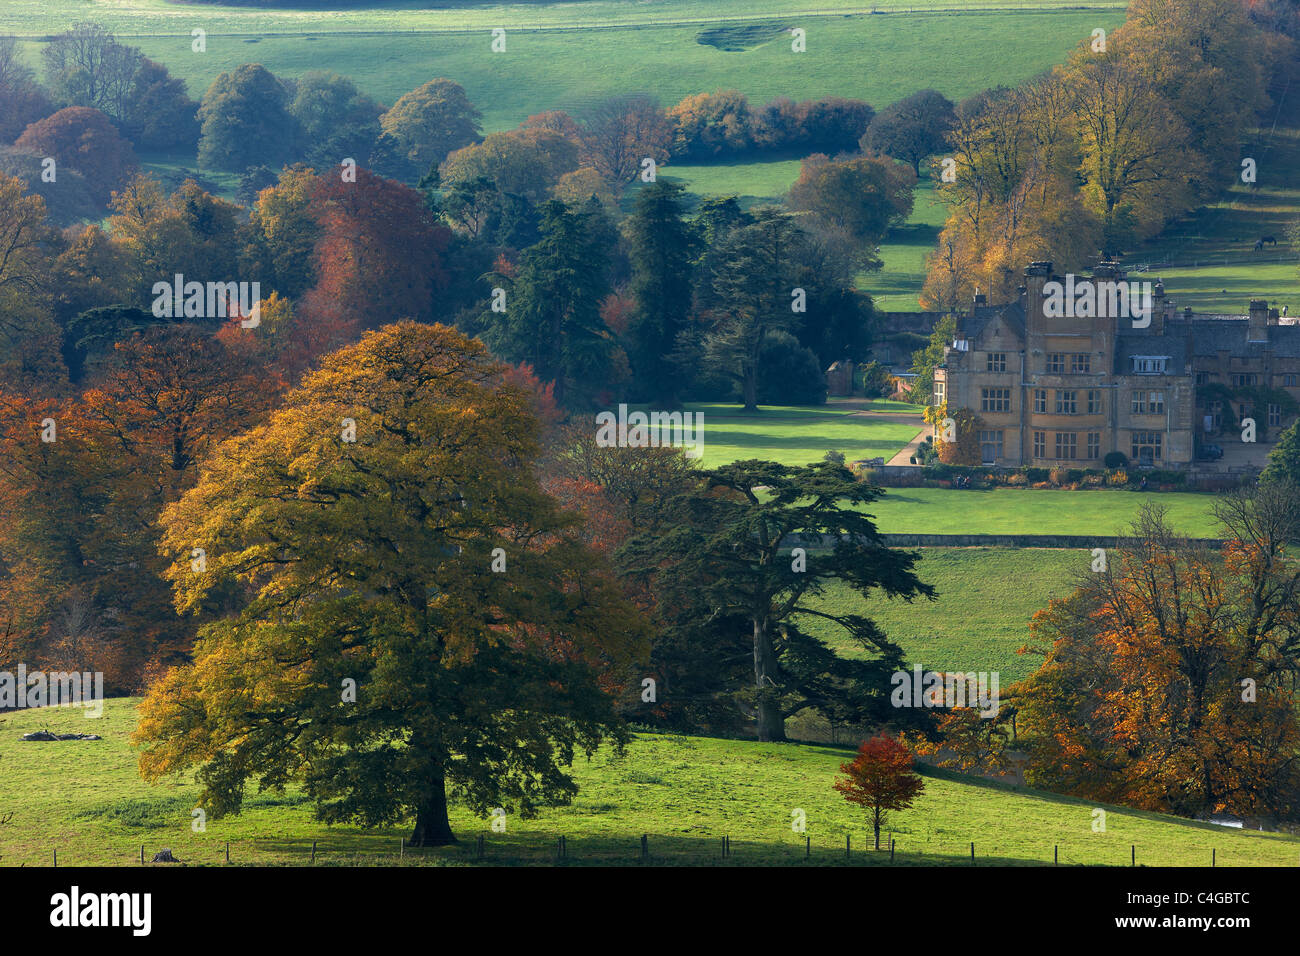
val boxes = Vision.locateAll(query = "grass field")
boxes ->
[656,157,805,210]
[3,698,1294,867]
[1124,104,1300,314]
[862,486,1223,537]
[4,3,1127,134]
[805,547,1080,682]
[681,400,923,468]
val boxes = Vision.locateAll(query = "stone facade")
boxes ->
[932,262,1300,468]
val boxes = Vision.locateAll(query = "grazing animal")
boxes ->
[1261,235,1277,246]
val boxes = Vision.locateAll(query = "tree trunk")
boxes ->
[753,617,785,742]
[742,364,758,413]
[409,770,457,846]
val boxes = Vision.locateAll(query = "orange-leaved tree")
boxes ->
[835,733,926,849]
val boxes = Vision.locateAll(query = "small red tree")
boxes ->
[834,734,926,849]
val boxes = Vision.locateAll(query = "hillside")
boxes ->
[1,699,1296,866]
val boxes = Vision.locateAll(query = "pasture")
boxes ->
[680,400,924,468]
[2,698,1294,867]
[806,547,1081,683]
[860,486,1223,537]
[3,2,1127,133]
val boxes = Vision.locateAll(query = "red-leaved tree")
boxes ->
[834,734,926,849]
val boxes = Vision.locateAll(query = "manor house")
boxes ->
[933,262,1300,468]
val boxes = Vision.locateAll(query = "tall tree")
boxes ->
[197,64,298,172]
[379,78,482,179]
[581,93,673,186]
[1017,498,1300,818]
[624,180,696,404]
[134,322,647,845]
[484,200,614,407]
[860,89,956,176]
[701,207,805,411]
[620,459,933,741]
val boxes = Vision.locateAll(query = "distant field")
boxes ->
[860,486,1223,537]
[1126,115,1300,314]
[864,179,947,311]
[4,4,1126,133]
[806,547,1080,682]
[655,157,804,210]
[681,401,923,468]
[4,698,1294,867]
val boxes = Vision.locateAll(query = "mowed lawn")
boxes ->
[2,699,1294,867]
[680,401,923,468]
[862,487,1223,537]
[4,4,1126,134]
[804,548,1081,683]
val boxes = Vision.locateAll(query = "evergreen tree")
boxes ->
[486,200,613,407]
[625,180,697,404]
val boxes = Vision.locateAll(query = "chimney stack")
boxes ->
[1248,299,1269,342]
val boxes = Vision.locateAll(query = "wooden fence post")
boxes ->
[971,841,975,865]
[1054,845,1058,866]
[225,841,229,864]
[140,845,144,865]
[846,834,850,859]
[805,836,810,859]
[640,834,648,860]
[311,840,317,863]
[890,838,895,863]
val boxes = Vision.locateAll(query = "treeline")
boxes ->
[0,146,903,696]
[921,0,1298,309]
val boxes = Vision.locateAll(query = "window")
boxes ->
[934,382,945,405]
[1056,390,1077,414]
[1047,353,1066,374]
[1270,403,1282,427]
[1055,432,1078,460]
[1034,389,1048,413]
[981,387,1011,413]
[1087,389,1103,415]
[1231,373,1258,387]
[986,352,1006,372]
[1132,356,1168,374]
[979,430,1003,463]
[1196,372,1210,385]
[1071,353,1091,374]
[1284,374,1298,388]
[1131,431,1163,463]
[1033,431,1046,459]
[1087,432,1100,460]
[1132,390,1163,415]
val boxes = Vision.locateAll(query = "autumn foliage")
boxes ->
[835,734,926,849]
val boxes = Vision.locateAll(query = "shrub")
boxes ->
[1006,472,1027,486]
[756,332,827,405]
[1104,451,1128,469]
[1108,469,1128,486]
[1024,467,1049,483]
[1048,466,1068,486]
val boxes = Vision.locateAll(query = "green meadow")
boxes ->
[2,699,1294,867]
[681,401,923,468]
[861,486,1223,537]
[807,547,1081,683]
[4,3,1127,134]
